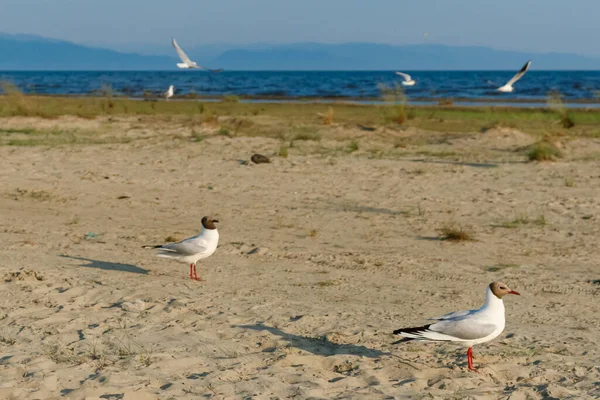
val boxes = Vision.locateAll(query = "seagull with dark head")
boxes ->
[144,216,220,281]
[393,281,520,371]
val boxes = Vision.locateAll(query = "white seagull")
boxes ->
[143,216,219,281]
[172,38,223,72]
[395,71,416,86]
[393,281,520,371]
[164,85,174,101]
[497,61,531,93]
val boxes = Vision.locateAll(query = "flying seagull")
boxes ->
[395,71,416,86]
[497,61,531,93]
[393,281,520,371]
[143,216,220,281]
[172,38,223,72]
[164,85,174,101]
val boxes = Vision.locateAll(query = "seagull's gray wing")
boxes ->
[429,309,477,321]
[172,38,193,64]
[430,319,497,340]
[158,240,207,256]
[505,60,531,86]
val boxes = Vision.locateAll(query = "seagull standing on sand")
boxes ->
[395,71,416,86]
[497,61,531,92]
[172,38,223,72]
[143,216,219,281]
[164,85,174,101]
[393,281,520,371]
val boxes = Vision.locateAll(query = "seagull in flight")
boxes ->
[395,71,416,86]
[393,281,520,371]
[497,61,531,93]
[172,38,223,73]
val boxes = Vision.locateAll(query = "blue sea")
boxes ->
[1,70,599,106]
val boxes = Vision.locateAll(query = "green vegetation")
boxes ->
[1,93,599,137]
[347,140,359,153]
[526,140,563,161]
[278,145,289,158]
[2,90,600,153]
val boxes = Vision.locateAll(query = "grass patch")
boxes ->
[564,178,575,187]
[315,280,337,287]
[379,83,407,125]
[347,140,359,153]
[415,150,457,158]
[0,128,132,147]
[164,235,179,242]
[217,127,231,137]
[190,131,205,142]
[437,224,475,242]
[0,127,37,135]
[526,140,563,162]
[278,145,289,158]
[292,128,321,141]
[548,91,575,129]
[485,263,519,272]
[322,107,334,125]
[0,95,599,150]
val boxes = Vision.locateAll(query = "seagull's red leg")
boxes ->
[189,263,194,279]
[192,264,201,281]
[467,347,477,371]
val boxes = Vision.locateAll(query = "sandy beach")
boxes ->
[1,112,599,399]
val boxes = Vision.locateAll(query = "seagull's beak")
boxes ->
[213,219,219,223]
[508,289,520,295]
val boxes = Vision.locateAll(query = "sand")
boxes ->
[0,116,599,399]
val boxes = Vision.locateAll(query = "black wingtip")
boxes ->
[392,324,432,336]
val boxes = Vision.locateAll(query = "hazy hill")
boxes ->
[214,43,600,70]
[2,33,600,70]
[0,33,174,70]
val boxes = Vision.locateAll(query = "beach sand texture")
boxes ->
[0,115,599,399]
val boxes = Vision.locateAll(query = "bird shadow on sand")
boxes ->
[234,323,390,358]
[59,255,149,275]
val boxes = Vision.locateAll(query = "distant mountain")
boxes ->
[213,43,600,70]
[0,33,175,70]
[1,33,600,70]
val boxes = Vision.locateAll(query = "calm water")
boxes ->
[1,70,599,104]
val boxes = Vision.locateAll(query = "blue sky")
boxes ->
[2,0,599,56]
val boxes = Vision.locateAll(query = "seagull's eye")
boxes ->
[499,286,505,290]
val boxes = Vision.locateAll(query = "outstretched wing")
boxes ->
[172,38,193,64]
[395,71,412,81]
[504,60,531,87]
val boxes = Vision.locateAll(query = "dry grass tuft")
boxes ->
[437,224,475,242]
[526,140,563,162]
[322,107,334,125]
[278,145,289,158]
